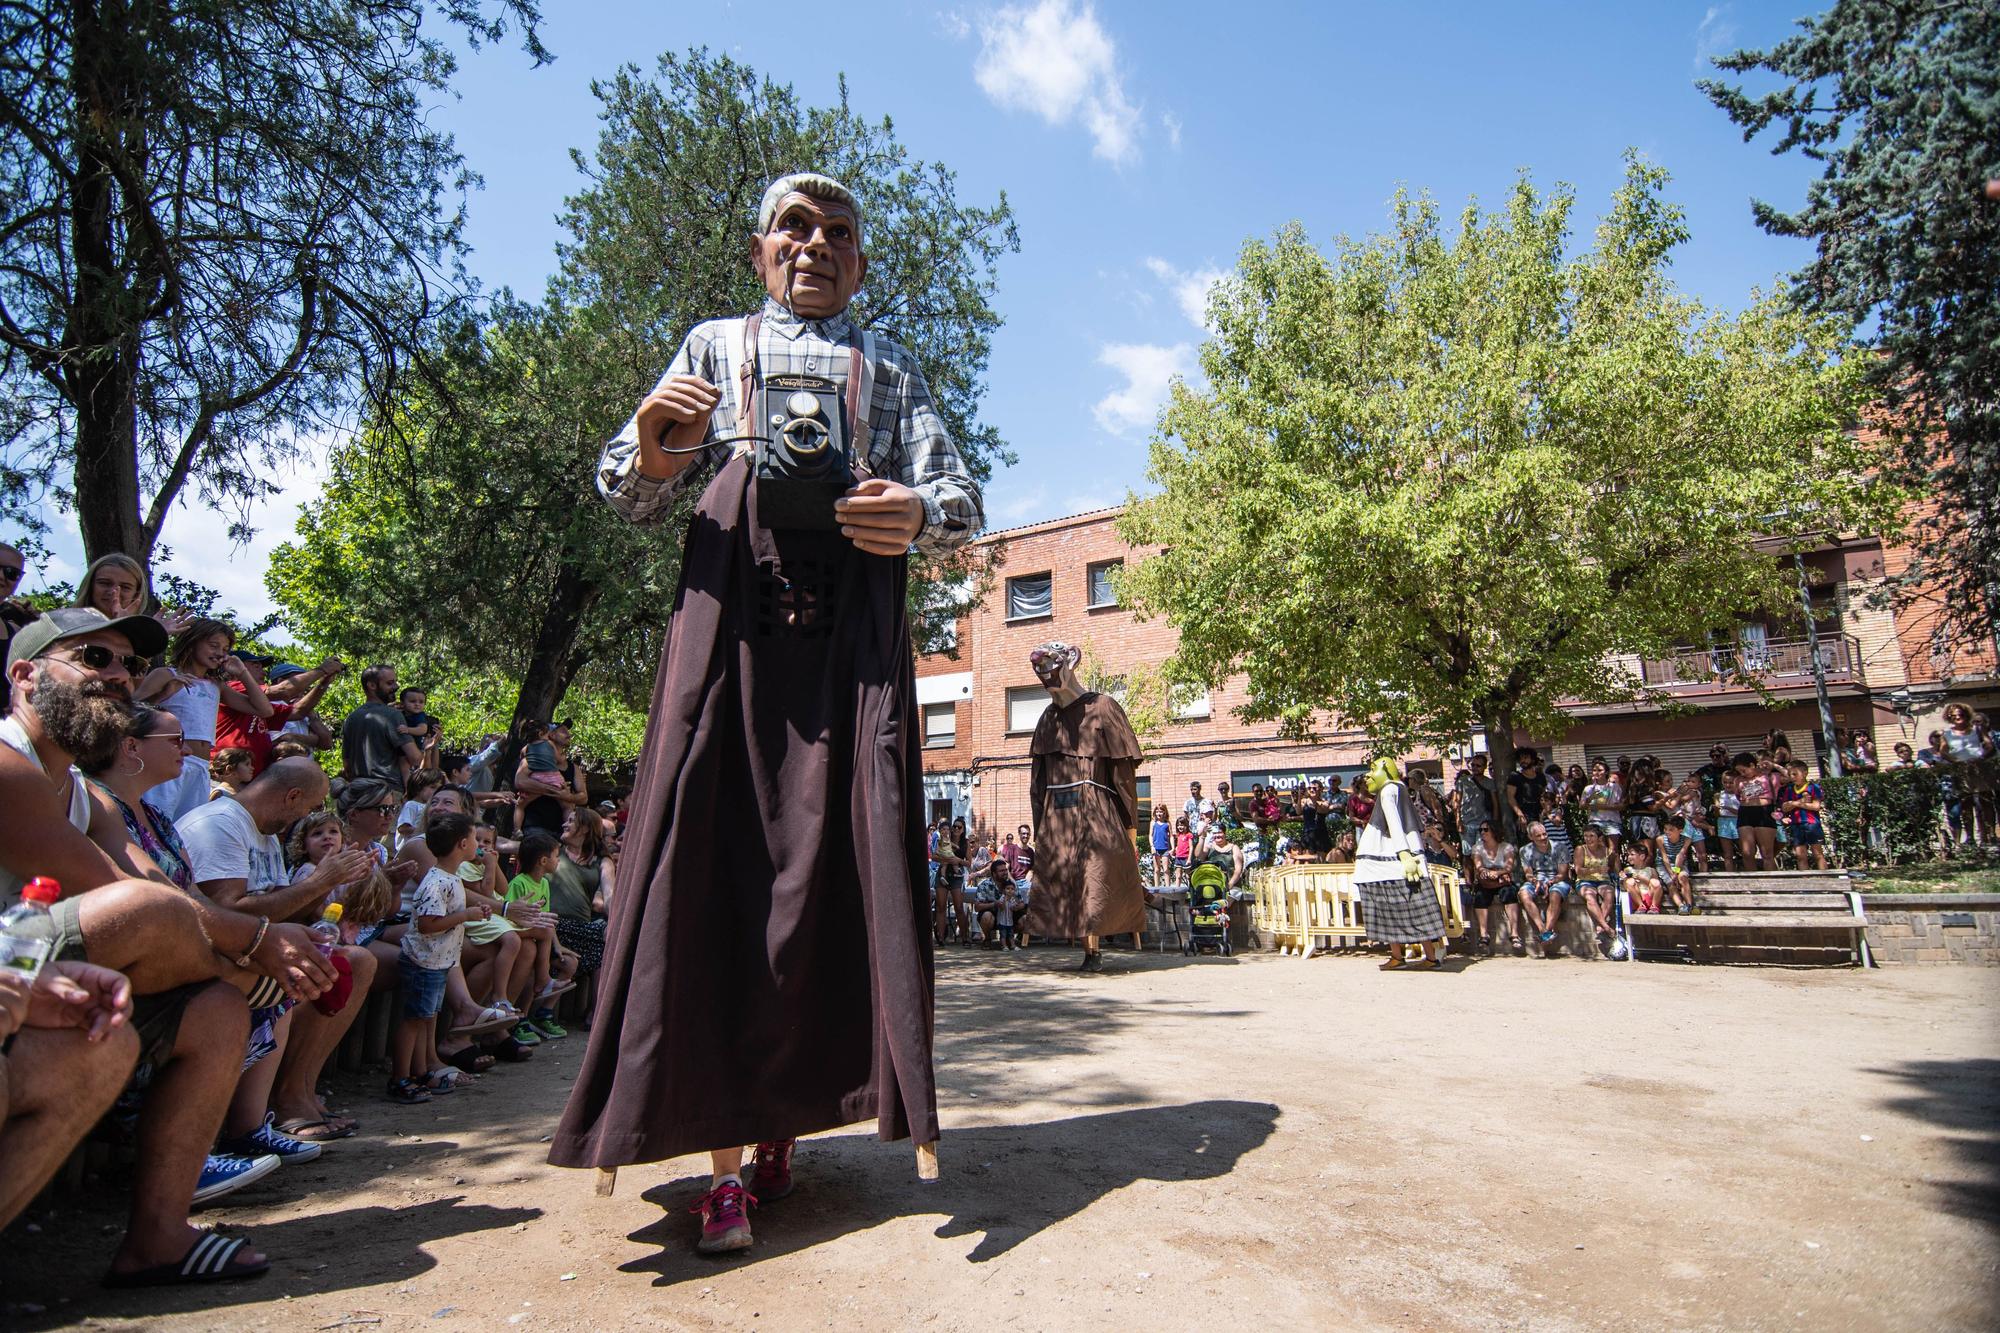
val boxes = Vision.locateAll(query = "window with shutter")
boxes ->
[1006,572,1053,620]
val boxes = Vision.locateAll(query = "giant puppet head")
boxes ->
[1365,756,1402,795]
[1029,641,1083,701]
[750,172,868,320]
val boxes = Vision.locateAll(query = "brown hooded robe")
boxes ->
[1028,692,1148,939]
[549,456,937,1167]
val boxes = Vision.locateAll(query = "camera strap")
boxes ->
[730,313,877,462]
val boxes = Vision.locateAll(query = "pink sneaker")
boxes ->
[693,1179,755,1254]
[750,1139,795,1201]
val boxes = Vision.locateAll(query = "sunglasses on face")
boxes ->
[54,643,148,675]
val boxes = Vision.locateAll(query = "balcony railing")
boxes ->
[1640,635,1858,689]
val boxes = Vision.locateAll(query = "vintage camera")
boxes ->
[753,372,854,530]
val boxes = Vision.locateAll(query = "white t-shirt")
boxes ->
[176,795,288,896]
[0,715,91,902]
[403,866,465,970]
[396,800,425,835]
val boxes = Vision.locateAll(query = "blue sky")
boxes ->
[26,0,1821,628]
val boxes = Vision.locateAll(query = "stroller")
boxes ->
[1184,861,1233,956]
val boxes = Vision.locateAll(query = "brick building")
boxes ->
[915,507,1998,842]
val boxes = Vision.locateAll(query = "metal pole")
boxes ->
[1795,549,1843,779]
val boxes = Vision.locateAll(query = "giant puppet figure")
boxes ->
[1353,757,1447,969]
[1026,641,1148,971]
[549,172,984,1256]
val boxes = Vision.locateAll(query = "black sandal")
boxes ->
[103,1232,269,1288]
[386,1078,431,1104]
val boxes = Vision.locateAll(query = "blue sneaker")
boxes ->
[218,1112,323,1165]
[192,1152,281,1205]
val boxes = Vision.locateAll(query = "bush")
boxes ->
[1822,765,1943,866]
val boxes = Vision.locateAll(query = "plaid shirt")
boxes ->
[598,298,984,556]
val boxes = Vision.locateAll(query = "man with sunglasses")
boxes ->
[1,607,336,1286]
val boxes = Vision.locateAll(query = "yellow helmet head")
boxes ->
[1365,757,1401,794]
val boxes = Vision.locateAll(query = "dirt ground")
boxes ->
[3,946,1996,1332]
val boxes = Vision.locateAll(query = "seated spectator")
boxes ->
[1619,841,1665,914]
[208,746,254,800]
[2,608,335,1284]
[1516,822,1571,953]
[551,808,614,985]
[1657,815,1699,911]
[0,957,139,1230]
[1329,827,1357,864]
[176,758,380,1153]
[397,768,446,849]
[506,831,578,1037]
[1420,824,1455,869]
[268,661,340,752]
[1570,825,1621,954]
[1886,741,1917,769]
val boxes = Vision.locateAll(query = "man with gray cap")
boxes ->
[556,170,982,1255]
[1,607,337,1285]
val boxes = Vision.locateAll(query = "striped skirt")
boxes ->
[1358,877,1448,944]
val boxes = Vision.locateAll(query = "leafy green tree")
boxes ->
[1119,159,1898,812]
[269,51,1016,764]
[1701,1,2000,654]
[0,0,546,564]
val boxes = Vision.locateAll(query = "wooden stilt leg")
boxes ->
[595,1167,618,1197]
[915,1141,940,1183]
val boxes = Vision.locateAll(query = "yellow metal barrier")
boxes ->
[1249,862,1466,957]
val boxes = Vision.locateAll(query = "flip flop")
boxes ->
[273,1116,356,1142]
[103,1232,269,1288]
[449,1007,517,1038]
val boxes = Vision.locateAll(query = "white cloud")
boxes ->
[1143,256,1228,331]
[974,1,1142,165]
[991,481,1049,523]
[1161,110,1182,150]
[1094,342,1195,436]
[937,8,972,40]
[1694,5,1737,71]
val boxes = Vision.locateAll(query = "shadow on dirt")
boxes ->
[623,1098,1279,1282]
[0,1196,541,1327]
[1869,1057,2000,1232]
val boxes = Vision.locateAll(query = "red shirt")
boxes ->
[213,682,293,774]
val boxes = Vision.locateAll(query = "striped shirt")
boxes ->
[597,298,984,556]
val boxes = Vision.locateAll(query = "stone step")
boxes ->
[1692,870,1854,893]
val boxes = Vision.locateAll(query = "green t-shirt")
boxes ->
[506,872,552,911]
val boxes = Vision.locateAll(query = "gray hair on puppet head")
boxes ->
[756,172,861,237]
[1029,641,1081,673]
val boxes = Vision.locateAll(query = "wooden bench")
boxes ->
[1620,870,1872,966]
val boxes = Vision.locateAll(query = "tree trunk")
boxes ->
[1483,704,1521,844]
[68,0,149,564]
[502,560,601,782]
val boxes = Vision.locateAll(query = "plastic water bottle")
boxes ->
[0,877,63,985]
[308,902,343,957]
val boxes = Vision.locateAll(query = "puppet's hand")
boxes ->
[635,375,721,478]
[835,478,923,556]
[1399,851,1422,882]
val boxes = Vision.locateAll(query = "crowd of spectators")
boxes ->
[0,545,628,1289]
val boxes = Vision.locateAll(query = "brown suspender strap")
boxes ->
[739,312,867,442]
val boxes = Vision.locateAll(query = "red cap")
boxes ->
[21,877,60,904]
